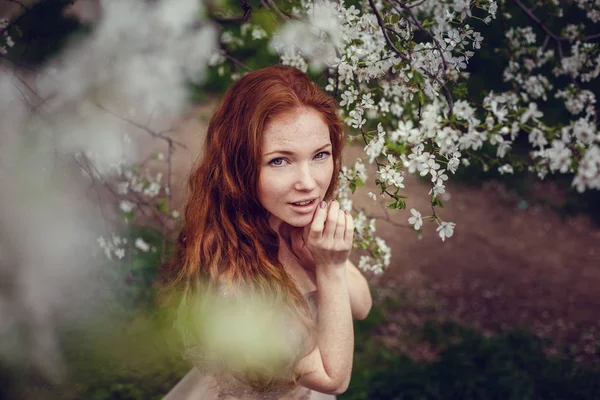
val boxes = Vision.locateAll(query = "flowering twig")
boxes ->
[367,0,409,63]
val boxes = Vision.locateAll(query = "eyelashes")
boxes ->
[268,151,331,167]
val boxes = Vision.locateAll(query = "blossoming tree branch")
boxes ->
[206,0,600,272]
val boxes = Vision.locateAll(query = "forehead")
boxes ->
[262,108,330,152]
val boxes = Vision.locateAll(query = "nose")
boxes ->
[293,163,317,191]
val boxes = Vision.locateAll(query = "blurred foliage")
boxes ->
[51,227,187,400]
[343,310,600,400]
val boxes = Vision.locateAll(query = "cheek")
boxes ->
[320,159,335,186]
[258,170,285,201]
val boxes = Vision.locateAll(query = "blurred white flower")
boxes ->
[119,200,134,213]
[114,248,126,259]
[135,238,150,252]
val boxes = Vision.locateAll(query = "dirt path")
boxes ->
[158,104,600,363]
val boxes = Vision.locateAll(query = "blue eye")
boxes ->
[268,151,330,167]
[269,158,286,166]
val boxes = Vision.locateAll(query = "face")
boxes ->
[258,107,334,230]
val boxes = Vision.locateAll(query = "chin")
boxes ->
[286,221,309,228]
[283,215,312,228]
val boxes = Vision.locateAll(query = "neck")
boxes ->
[268,214,293,244]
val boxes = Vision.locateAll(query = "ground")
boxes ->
[145,102,600,366]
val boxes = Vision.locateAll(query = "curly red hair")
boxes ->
[159,65,345,389]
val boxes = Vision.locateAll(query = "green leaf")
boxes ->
[157,198,169,213]
[349,181,357,194]
[387,200,406,209]
[452,82,468,99]
[431,197,444,208]
[251,9,279,36]
[413,70,425,85]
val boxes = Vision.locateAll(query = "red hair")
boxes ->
[159,65,345,389]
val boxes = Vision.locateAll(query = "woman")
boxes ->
[161,65,372,400]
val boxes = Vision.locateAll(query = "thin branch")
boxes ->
[583,32,600,41]
[406,0,426,9]
[92,102,188,149]
[224,53,252,72]
[396,1,449,75]
[367,0,408,62]
[161,139,174,264]
[4,0,28,12]
[80,154,171,233]
[362,210,412,230]
[260,0,288,21]
[393,0,454,113]
[513,0,568,43]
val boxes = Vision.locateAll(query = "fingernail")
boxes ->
[320,201,326,209]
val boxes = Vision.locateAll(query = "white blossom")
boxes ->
[436,221,456,241]
[498,164,514,175]
[408,208,423,230]
[364,124,386,163]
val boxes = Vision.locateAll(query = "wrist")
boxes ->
[315,264,347,280]
[315,258,347,269]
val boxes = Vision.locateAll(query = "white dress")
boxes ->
[163,291,336,400]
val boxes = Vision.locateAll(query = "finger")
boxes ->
[344,211,354,245]
[308,200,328,239]
[334,209,346,242]
[322,200,339,240]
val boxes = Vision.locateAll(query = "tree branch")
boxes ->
[513,0,568,43]
[92,102,188,149]
[392,0,454,113]
[367,0,408,62]
[260,0,288,21]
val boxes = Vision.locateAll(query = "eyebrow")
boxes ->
[264,143,332,157]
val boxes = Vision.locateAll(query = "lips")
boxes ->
[289,197,317,206]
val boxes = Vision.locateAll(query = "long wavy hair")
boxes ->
[159,65,345,390]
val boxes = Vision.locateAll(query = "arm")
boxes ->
[294,200,355,395]
[296,266,354,395]
[346,260,373,320]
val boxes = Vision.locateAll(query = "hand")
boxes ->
[300,200,354,269]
